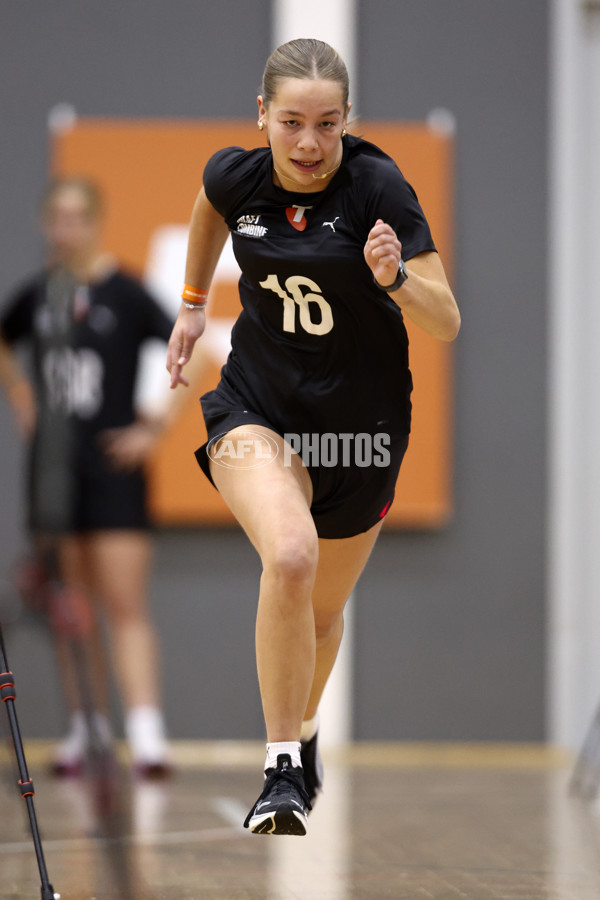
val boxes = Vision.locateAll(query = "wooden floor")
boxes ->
[1,741,599,899]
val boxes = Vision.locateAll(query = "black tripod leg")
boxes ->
[0,626,59,900]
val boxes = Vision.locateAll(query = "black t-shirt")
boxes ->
[203,133,436,438]
[1,269,173,471]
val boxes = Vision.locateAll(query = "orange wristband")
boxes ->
[181,283,209,306]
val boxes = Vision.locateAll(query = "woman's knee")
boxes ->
[102,592,149,626]
[314,610,344,646]
[262,532,319,588]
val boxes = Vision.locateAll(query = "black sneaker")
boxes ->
[244,753,311,835]
[300,730,324,806]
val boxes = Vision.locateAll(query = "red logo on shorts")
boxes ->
[379,499,392,519]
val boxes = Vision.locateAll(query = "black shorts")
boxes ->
[196,388,409,540]
[28,462,150,534]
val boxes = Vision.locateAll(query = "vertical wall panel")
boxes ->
[354,0,548,739]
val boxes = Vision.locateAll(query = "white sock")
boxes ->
[300,712,319,743]
[55,710,88,762]
[265,741,302,771]
[125,705,168,764]
[91,712,113,746]
[55,710,112,761]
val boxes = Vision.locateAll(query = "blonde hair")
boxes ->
[40,176,104,219]
[261,38,349,108]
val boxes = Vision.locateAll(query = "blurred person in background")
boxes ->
[0,176,179,777]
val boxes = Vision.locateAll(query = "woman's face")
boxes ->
[41,186,100,262]
[258,78,350,192]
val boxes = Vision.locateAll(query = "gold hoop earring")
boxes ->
[341,128,347,137]
[258,120,264,131]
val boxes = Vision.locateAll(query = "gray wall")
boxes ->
[0,1,548,741]
[354,0,548,740]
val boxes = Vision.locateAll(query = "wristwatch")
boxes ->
[374,258,408,292]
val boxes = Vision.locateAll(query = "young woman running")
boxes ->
[167,38,460,834]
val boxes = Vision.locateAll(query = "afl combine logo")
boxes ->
[236,214,268,238]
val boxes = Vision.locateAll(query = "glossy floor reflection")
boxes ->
[2,742,600,899]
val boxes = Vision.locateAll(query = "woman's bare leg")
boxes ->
[57,535,110,715]
[84,530,159,710]
[209,426,317,743]
[305,522,383,722]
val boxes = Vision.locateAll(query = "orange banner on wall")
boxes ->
[52,119,454,528]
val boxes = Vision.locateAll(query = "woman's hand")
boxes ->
[166,306,207,389]
[0,337,37,439]
[8,380,37,440]
[98,419,162,471]
[364,219,403,287]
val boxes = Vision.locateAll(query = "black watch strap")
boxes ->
[373,258,408,292]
